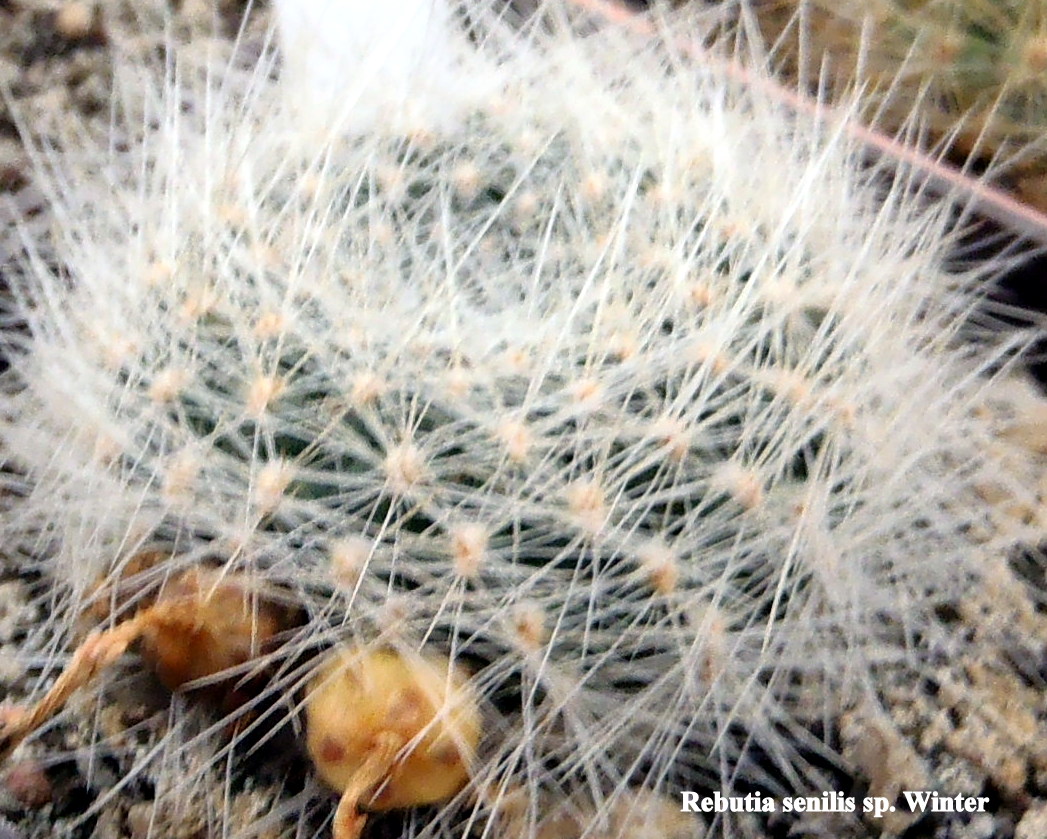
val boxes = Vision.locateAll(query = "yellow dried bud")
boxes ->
[306,647,481,818]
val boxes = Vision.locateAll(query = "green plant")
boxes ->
[0,3,1042,837]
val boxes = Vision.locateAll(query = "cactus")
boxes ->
[0,1,1041,837]
[743,0,1047,209]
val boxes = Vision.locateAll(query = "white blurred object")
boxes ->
[272,0,477,130]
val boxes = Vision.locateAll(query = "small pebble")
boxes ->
[179,0,212,28]
[965,813,997,839]
[2,759,52,808]
[1016,802,1047,839]
[0,817,22,839]
[126,802,155,839]
[54,2,93,41]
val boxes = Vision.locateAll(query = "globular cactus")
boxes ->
[0,1,1041,837]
